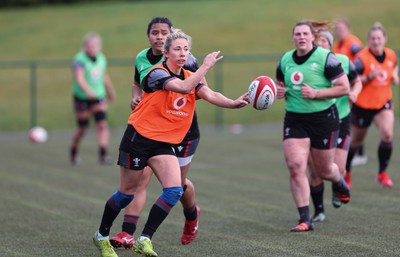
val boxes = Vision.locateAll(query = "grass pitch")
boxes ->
[1,123,399,257]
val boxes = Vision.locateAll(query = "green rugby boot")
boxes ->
[133,237,158,257]
[93,231,118,257]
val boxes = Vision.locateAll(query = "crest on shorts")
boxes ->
[132,157,140,167]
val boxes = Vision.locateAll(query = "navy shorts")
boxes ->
[118,125,176,170]
[337,114,351,150]
[351,100,392,128]
[173,137,200,166]
[73,96,105,112]
[173,137,200,158]
[283,105,339,150]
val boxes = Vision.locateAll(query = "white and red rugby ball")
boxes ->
[29,126,48,143]
[248,76,277,110]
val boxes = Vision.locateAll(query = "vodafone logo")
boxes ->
[174,97,187,109]
[290,71,303,85]
[167,96,190,116]
[91,68,100,80]
[377,70,388,82]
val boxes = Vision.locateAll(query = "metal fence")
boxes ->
[1,51,399,130]
[0,53,281,129]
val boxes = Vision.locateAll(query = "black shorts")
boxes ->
[117,125,176,170]
[337,114,350,150]
[73,96,105,112]
[283,105,339,150]
[173,137,200,158]
[182,111,200,141]
[351,100,392,128]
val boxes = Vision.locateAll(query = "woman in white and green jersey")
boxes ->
[308,29,362,223]
[275,20,351,232]
[70,32,116,165]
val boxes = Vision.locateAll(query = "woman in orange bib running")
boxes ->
[345,22,399,188]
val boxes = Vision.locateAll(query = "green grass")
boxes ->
[1,2,400,256]
[1,0,400,130]
[1,124,400,257]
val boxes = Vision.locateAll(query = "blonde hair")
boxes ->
[82,32,102,51]
[163,29,192,52]
[311,20,335,32]
[368,22,386,37]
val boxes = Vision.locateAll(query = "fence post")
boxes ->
[30,61,37,129]
[215,59,223,131]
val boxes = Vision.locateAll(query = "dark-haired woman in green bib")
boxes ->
[275,20,351,232]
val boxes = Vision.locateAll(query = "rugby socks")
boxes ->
[99,147,108,159]
[334,175,347,188]
[99,200,121,237]
[298,206,311,223]
[345,146,357,172]
[310,183,324,215]
[357,145,365,156]
[141,199,173,239]
[378,141,392,173]
[183,204,198,221]
[181,184,199,220]
[122,214,139,235]
[70,147,78,163]
[70,147,78,157]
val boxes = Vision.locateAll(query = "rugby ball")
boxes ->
[248,76,277,110]
[29,126,48,143]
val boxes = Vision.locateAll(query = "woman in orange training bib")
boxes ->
[345,22,399,188]
[333,18,367,167]
[93,29,248,257]
[333,18,363,62]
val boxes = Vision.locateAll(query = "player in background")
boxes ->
[70,32,116,165]
[345,22,399,188]
[309,29,362,222]
[109,17,201,249]
[333,18,367,168]
[333,18,363,62]
[93,29,249,257]
[275,20,351,232]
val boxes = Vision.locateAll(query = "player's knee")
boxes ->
[287,160,302,174]
[160,186,183,207]
[111,190,134,209]
[77,118,89,128]
[94,111,106,122]
[381,131,393,142]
